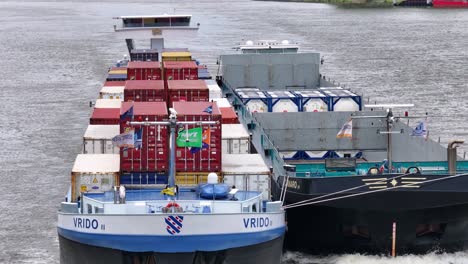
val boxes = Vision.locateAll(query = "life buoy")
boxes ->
[405,166,421,174]
[165,202,180,209]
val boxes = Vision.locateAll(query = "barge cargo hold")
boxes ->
[217,43,468,255]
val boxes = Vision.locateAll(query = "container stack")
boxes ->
[167,80,209,107]
[71,154,120,202]
[100,85,124,100]
[222,124,250,154]
[127,61,162,80]
[124,80,165,102]
[83,125,120,154]
[90,108,120,125]
[172,102,222,174]
[107,67,128,82]
[76,46,236,201]
[163,61,198,81]
[130,49,158,61]
[119,102,169,185]
[221,154,271,200]
[162,51,192,61]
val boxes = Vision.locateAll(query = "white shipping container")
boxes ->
[94,99,122,109]
[205,80,222,99]
[222,124,250,154]
[212,98,232,108]
[71,154,120,201]
[83,125,120,154]
[222,154,271,200]
[99,86,124,100]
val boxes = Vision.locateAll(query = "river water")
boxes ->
[0,0,467,263]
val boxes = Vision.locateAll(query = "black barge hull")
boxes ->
[274,174,468,254]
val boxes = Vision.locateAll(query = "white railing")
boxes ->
[80,192,269,215]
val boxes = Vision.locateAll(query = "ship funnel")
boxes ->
[448,140,464,174]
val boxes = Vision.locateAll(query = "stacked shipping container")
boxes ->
[172,102,222,172]
[119,102,169,173]
[124,80,165,102]
[167,80,209,107]
[127,61,162,80]
[163,61,198,81]
[90,108,120,125]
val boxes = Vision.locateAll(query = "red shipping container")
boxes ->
[124,80,165,102]
[172,102,222,172]
[163,61,198,81]
[90,108,120,125]
[167,80,209,107]
[104,81,126,87]
[120,102,169,173]
[219,107,239,124]
[127,61,162,81]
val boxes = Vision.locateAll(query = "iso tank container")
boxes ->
[120,102,169,173]
[90,108,120,125]
[205,80,222,99]
[235,89,268,113]
[319,88,362,112]
[130,49,159,62]
[124,80,165,102]
[94,99,121,109]
[83,125,120,154]
[222,124,249,154]
[293,90,329,112]
[222,154,271,200]
[71,154,119,202]
[163,61,198,81]
[219,107,239,124]
[127,61,162,80]
[265,91,300,112]
[172,102,222,172]
[167,80,209,107]
[100,86,124,100]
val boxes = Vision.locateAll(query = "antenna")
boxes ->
[358,103,415,172]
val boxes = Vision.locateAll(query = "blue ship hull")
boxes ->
[59,233,284,264]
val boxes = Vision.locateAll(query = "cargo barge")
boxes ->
[432,0,468,7]
[217,40,468,255]
[58,39,285,264]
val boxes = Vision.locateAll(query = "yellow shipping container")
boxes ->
[162,52,192,61]
[109,70,127,75]
[175,172,223,185]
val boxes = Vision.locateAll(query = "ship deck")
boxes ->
[85,188,260,203]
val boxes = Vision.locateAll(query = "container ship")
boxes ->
[432,0,468,7]
[57,38,286,264]
[216,40,468,255]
